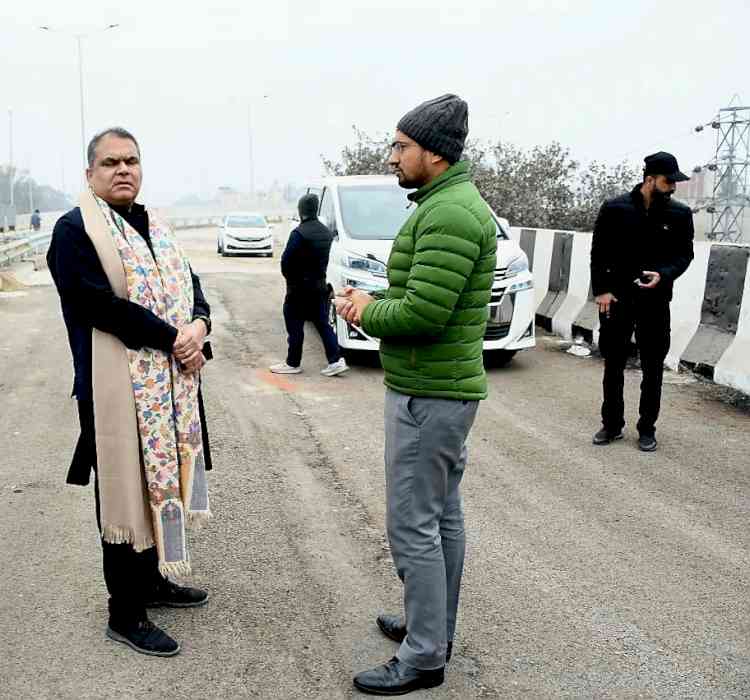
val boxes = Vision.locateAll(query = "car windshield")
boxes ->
[226,215,266,228]
[338,185,414,240]
[338,183,509,241]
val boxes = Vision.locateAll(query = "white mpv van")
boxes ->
[305,175,535,364]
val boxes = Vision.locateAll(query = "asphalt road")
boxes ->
[1,223,748,699]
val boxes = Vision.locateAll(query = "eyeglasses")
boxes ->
[390,142,418,154]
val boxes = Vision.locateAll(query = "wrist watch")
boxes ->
[194,315,212,336]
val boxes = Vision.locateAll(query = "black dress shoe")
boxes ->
[375,615,453,663]
[593,428,624,445]
[145,579,209,608]
[377,614,406,642]
[106,619,180,657]
[353,657,444,696]
[638,434,658,452]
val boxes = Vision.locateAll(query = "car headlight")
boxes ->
[339,252,387,277]
[506,252,529,276]
[344,278,385,293]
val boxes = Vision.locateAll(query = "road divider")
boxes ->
[511,226,750,396]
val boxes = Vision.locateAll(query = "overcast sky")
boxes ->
[1,0,748,205]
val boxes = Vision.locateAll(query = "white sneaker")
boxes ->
[269,362,302,374]
[321,358,349,377]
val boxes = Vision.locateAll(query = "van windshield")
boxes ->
[226,215,266,228]
[338,185,414,240]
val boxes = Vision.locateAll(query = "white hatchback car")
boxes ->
[217,211,274,257]
[305,175,535,364]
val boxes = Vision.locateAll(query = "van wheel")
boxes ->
[485,350,516,368]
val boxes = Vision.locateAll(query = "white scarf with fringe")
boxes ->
[80,188,210,577]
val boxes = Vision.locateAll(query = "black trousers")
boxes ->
[284,291,340,367]
[94,474,163,624]
[598,294,671,436]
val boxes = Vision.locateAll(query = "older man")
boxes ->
[47,127,212,657]
[337,95,496,695]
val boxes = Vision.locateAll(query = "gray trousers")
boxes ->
[384,388,479,670]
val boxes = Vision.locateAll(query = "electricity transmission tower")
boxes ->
[694,98,750,243]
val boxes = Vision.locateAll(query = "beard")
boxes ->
[651,188,672,205]
[394,168,425,190]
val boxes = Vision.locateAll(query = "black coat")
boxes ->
[280,217,334,295]
[590,185,694,301]
[48,204,213,486]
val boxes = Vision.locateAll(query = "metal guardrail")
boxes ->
[167,214,286,229]
[0,212,290,267]
[0,231,52,268]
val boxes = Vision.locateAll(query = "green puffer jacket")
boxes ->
[360,161,497,400]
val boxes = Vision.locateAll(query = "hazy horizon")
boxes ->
[1,0,747,206]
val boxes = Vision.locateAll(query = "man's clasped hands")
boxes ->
[333,286,376,327]
[173,319,208,375]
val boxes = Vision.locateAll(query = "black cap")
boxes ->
[397,94,469,164]
[644,151,690,182]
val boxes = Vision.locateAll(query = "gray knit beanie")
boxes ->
[397,94,469,164]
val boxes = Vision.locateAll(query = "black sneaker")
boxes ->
[638,434,658,452]
[106,620,180,657]
[353,657,444,695]
[593,428,624,445]
[145,579,209,608]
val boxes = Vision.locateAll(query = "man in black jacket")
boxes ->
[591,151,694,452]
[270,193,348,376]
[47,127,211,656]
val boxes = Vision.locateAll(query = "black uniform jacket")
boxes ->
[47,203,213,485]
[590,185,695,302]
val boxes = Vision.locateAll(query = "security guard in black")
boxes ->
[590,152,694,450]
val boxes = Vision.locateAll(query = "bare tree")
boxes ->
[322,131,637,231]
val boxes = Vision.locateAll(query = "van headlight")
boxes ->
[506,252,529,276]
[339,252,387,277]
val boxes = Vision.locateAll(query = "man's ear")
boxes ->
[429,152,444,165]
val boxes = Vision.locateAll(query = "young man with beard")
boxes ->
[591,151,694,452]
[336,94,497,695]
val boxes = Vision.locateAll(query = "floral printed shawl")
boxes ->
[79,188,210,577]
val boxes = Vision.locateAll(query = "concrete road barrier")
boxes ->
[715,251,750,394]
[511,224,750,395]
[665,242,711,370]
[681,244,749,377]
[552,233,591,341]
[571,282,599,345]
[536,231,573,332]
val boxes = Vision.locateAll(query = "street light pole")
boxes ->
[39,24,120,177]
[248,105,254,202]
[8,108,14,207]
[247,94,270,205]
[76,35,86,173]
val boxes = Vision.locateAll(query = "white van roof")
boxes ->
[311,175,399,189]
